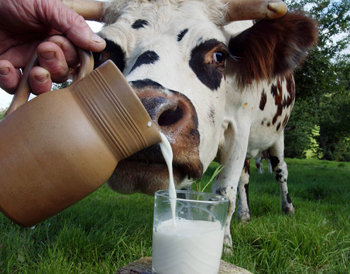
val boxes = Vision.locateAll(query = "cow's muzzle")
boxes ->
[106,80,203,194]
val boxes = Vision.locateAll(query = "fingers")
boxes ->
[0,58,55,96]
[64,15,106,53]
[28,67,52,95]
[46,35,79,67]
[0,0,106,96]
[29,37,79,95]
[38,0,106,52]
[0,60,21,94]
[37,41,69,83]
[0,36,80,95]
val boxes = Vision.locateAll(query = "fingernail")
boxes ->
[0,67,10,76]
[34,73,49,83]
[40,51,56,60]
[92,34,105,44]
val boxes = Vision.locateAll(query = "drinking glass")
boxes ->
[152,190,229,274]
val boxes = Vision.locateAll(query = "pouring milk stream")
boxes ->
[159,133,177,226]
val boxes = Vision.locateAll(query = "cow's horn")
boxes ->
[62,0,105,21]
[222,0,288,22]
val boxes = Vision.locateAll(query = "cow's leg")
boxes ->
[236,160,251,222]
[269,135,295,215]
[255,157,263,174]
[213,181,237,250]
[212,119,250,251]
[267,158,273,173]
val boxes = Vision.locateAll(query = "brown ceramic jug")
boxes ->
[0,50,161,227]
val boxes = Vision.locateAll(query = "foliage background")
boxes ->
[284,0,350,161]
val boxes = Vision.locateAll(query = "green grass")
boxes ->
[1,159,349,273]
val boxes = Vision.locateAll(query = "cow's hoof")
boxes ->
[222,234,233,255]
[223,233,232,247]
[282,204,295,215]
[237,212,251,223]
[223,244,233,255]
[223,235,233,255]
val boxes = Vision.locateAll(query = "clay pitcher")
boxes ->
[0,50,161,227]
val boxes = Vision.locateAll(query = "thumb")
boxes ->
[38,0,106,52]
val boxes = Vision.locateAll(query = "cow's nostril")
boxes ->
[139,95,186,127]
[158,107,184,126]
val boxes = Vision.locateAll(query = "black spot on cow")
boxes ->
[276,122,281,131]
[270,156,280,169]
[282,114,289,127]
[189,39,226,91]
[272,77,295,125]
[275,173,283,181]
[132,19,149,29]
[93,39,126,72]
[130,51,160,73]
[259,89,267,110]
[177,29,188,42]
[286,193,292,203]
[271,84,278,97]
[275,168,284,181]
[244,183,250,209]
[244,160,250,175]
[286,74,295,105]
[130,79,164,90]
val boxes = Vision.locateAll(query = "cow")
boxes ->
[238,124,297,222]
[255,150,272,174]
[63,0,318,249]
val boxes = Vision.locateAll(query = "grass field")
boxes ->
[1,159,349,273]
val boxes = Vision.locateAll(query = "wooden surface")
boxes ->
[117,257,252,274]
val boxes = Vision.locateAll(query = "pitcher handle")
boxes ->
[5,48,94,116]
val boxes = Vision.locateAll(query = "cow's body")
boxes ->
[212,73,296,243]
[89,0,317,249]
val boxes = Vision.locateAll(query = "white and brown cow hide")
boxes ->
[64,0,318,249]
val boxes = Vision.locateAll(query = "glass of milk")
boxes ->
[152,190,228,274]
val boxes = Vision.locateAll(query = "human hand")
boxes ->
[0,0,106,95]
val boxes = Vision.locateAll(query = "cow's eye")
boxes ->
[213,51,226,64]
[190,40,227,90]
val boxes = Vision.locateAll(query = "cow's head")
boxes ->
[65,0,317,194]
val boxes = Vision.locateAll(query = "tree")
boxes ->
[317,59,350,160]
[284,0,350,160]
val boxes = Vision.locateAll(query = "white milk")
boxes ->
[152,218,224,274]
[159,133,177,226]
[155,133,224,274]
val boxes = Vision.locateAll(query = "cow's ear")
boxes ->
[228,12,318,86]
